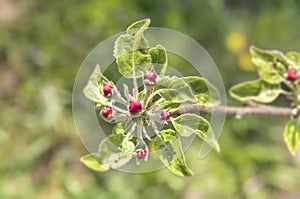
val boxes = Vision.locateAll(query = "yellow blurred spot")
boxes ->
[239,52,256,72]
[226,32,247,53]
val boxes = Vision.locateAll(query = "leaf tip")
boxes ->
[80,154,110,172]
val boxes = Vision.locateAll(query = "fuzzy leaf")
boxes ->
[284,119,300,155]
[80,154,109,171]
[149,45,168,76]
[286,51,300,69]
[83,65,110,105]
[154,129,193,177]
[97,125,135,169]
[126,18,151,34]
[255,62,285,84]
[229,79,281,103]
[171,113,220,152]
[113,19,152,78]
[153,76,197,103]
[156,99,180,112]
[250,45,287,65]
[250,46,287,84]
[183,76,220,106]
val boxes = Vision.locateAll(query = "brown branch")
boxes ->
[171,104,293,118]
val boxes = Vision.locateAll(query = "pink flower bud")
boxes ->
[143,70,160,86]
[160,111,170,121]
[144,71,157,82]
[136,149,147,159]
[100,107,112,118]
[102,84,113,97]
[286,70,297,81]
[129,99,142,115]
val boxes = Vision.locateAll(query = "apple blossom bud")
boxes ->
[102,84,113,97]
[100,107,112,119]
[160,111,170,121]
[286,70,297,81]
[143,70,160,86]
[129,99,142,115]
[136,149,148,159]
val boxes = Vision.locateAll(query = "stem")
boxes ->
[142,88,153,109]
[171,104,292,118]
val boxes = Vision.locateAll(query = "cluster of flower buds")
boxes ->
[285,70,298,82]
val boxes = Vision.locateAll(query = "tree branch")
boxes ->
[171,104,293,118]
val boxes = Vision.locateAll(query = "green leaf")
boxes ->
[250,45,287,65]
[171,113,220,152]
[149,45,168,76]
[80,154,109,171]
[255,62,285,84]
[155,99,180,112]
[153,76,197,103]
[113,19,152,78]
[250,46,287,84]
[154,129,193,177]
[126,18,151,34]
[286,51,300,69]
[284,119,300,155]
[83,64,110,105]
[229,79,281,103]
[183,76,220,106]
[97,125,135,169]
[115,49,152,78]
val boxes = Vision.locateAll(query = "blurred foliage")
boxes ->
[1,0,300,198]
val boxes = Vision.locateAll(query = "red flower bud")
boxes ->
[286,70,297,81]
[102,84,113,97]
[129,99,142,115]
[100,107,112,118]
[136,149,147,159]
[160,111,170,121]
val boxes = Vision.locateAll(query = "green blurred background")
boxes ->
[1,0,300,198]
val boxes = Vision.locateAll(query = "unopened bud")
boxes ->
[100,107,112,119]
[136,149,148,159]
[286,70,297,82]
[160,111,170,121]
[129,99,142,115]
[102,84,113,97]
[143,70,160,87]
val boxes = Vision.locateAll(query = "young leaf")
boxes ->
[113,19,152,78]
[126,18,151,34]
[170,113,220,152]
[250,46,287,84]
[80,154,109,172]
[115,49,152,78]
[153,76,197,103]
[97,126,135,169]
[284,119,300,155]
[183,76,220,106]
[286,51,300,69]
[155,99,180,112]
[229,79,281,103]
[149,45,168,76]
[154,129,193,177]
[250,45,287,65]
[83,64,110,105]
[255,62,285,84]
